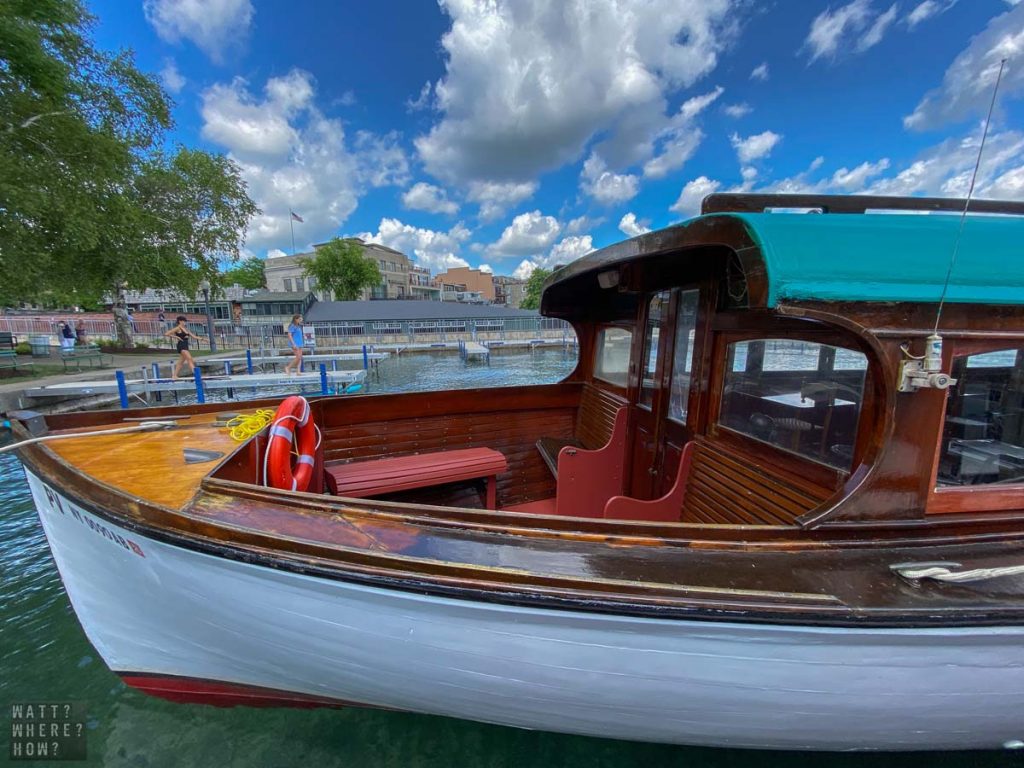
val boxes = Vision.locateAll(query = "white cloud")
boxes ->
[670,175,720,216]
[730,130,782,164]
[580,154,640,205]
[905,1,957,29]
[905,5,1024,130]
[357,218,472,274]
[200,70,409,253]
[618,212,651,237]
[486,210,562,257]
[143,0,253,62]
[750,62,770,81]
[415,0,736,188]
[160,59,186,95]
[512,259,538,279]
[407,81,432,111]
[402,182,459,215]
[857,3,898,52]
[829,158,891,189]
[723,102,752,118]
[466,180,538,221]
[547,235,595,266]
[478,263,494,274]
[566,215,598,234]
[735,128,1024,203]
[642,86,723,179]
[267,248,287,259]
[804,0,873,61]
[509,233,596,279]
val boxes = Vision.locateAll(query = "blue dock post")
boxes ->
[362,344,369,370]
[151,362,162,401]
[224,360,232,376]
[320,363,328,395]
[193,366,206,404]
[115,370,129,409]
[245,348,254,375]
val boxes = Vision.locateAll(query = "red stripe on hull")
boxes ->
[119,673,370,709]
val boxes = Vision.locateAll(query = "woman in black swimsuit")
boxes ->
[163,315,200,379]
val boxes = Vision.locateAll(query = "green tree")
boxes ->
[299,238,381,301]
[0,0,258,344]
[519,267,552,310]
[222,256,267,289]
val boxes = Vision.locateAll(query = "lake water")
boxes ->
[0,349,1012,766]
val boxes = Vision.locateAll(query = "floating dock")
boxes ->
[460,341,491,364]
[203,351,389,373]
[24,368,367,408]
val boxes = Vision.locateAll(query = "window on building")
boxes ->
[718,339,868,471]
[283,278,293,292]
[295,278,304,292]
[594,326,633,388]
[937,348,1023,487]
[307,276,317,289]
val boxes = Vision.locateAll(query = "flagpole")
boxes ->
[289,211,296,255]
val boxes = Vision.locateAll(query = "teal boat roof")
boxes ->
[728,212,1024,307]
[542,208,1024,312]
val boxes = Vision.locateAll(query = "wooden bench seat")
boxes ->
[537,384,626,478]
[603,437,833,524]
[325,448,508,509]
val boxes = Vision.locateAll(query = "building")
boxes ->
[491,275,526,308]
[120,285,251,322]
[304,299,556,343]
[237,291,317,328]
[409,265,442,301]
[433,267,496,302]
[265,239,439,301]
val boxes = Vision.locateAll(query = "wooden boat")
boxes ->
[10,193,1024,751]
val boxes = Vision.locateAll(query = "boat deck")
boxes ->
[47,413,239,510]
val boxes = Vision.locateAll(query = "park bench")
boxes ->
[0,350,33,374]
[60,344,111,372]
[0,331,16,350]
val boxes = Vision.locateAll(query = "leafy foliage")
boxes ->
[299,239,381,301]
[222,256,267,290]
[0,0,259,344]
[519,268,552,310]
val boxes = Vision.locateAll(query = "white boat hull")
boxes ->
[26,470,1024,751]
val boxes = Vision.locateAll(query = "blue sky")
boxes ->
[88,0,1024,278]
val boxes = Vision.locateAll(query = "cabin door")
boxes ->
[629,288,703,499]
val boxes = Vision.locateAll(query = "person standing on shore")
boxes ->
[283,315,305,375]
[164,316,200,380]
[58,321,75,350]
[75,320,87,345]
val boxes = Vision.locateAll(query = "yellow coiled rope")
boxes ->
[226,409,276,442]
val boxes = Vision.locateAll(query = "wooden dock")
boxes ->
[203,351,389,373]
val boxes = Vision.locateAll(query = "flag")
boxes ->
[290,211,304,223]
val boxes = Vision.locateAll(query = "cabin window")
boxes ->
[936,347,1023,487]
[594,326,632,387]
[639,291,670,409]
[718,339,867,471]
[668,289,700,423]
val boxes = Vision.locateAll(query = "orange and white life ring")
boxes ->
[264,396,318,492]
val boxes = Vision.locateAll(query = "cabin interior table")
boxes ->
[760,392,856,409]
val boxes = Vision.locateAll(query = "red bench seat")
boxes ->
[325,448,508,508]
